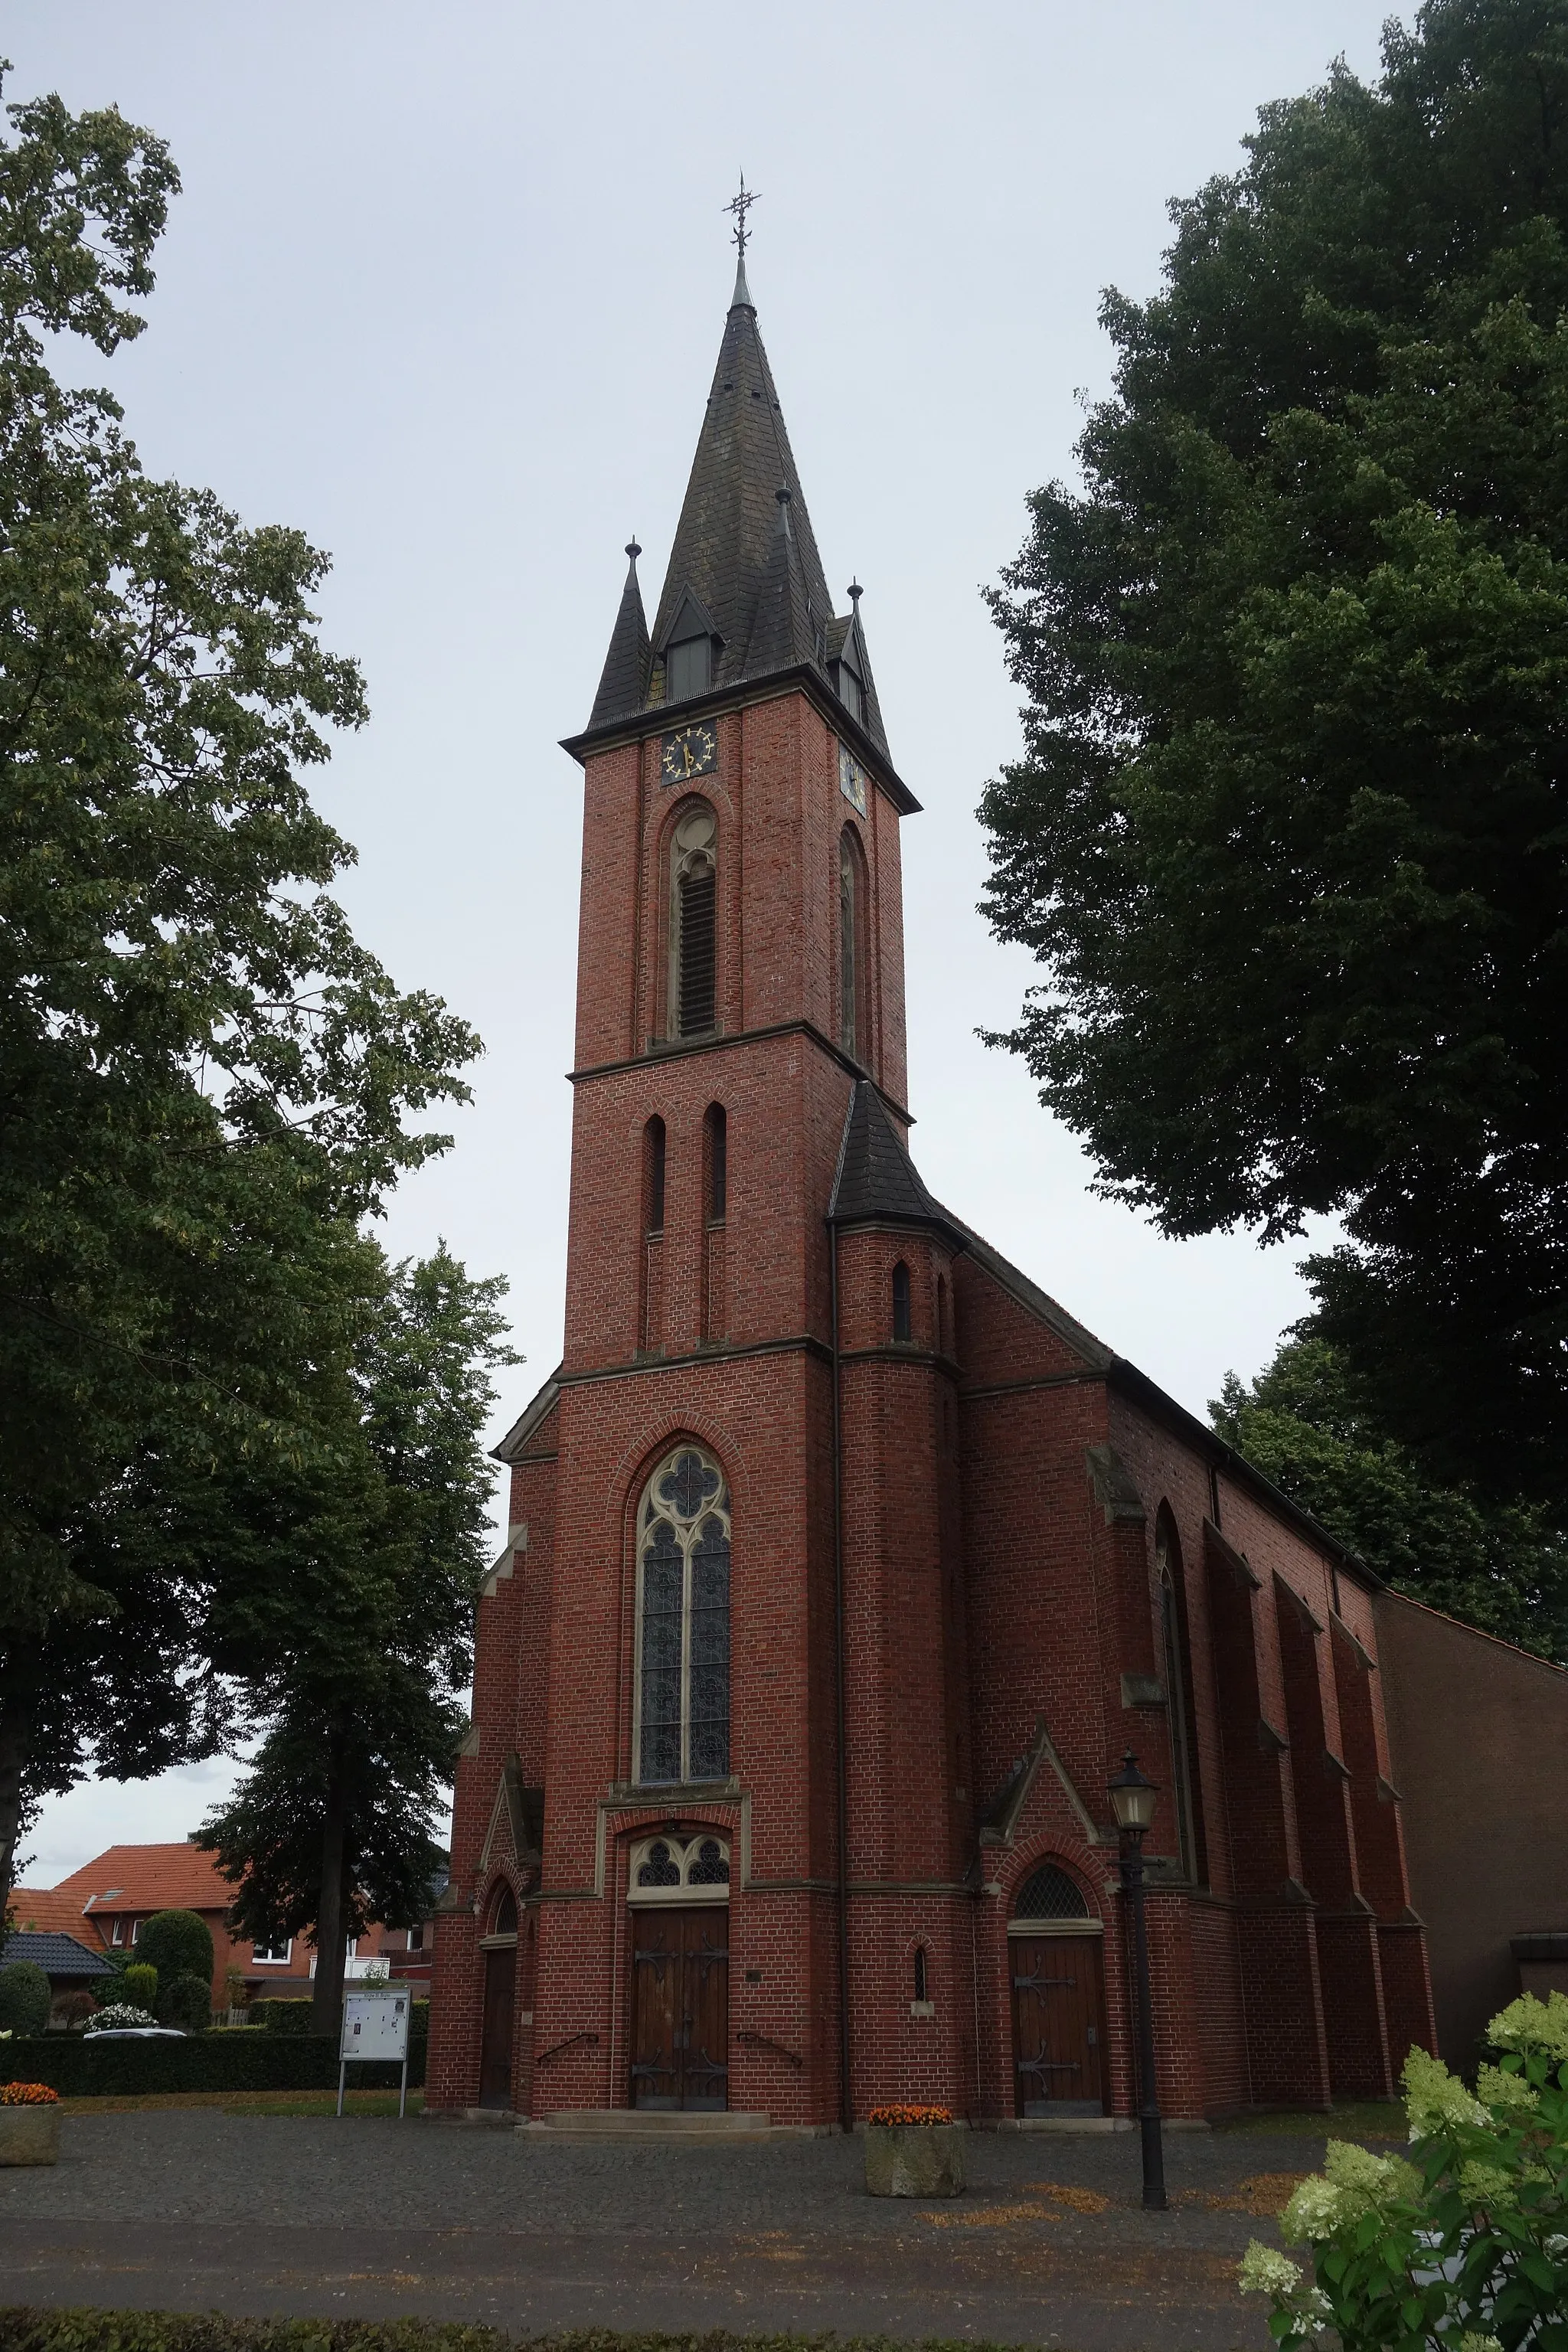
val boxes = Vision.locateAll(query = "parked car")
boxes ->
[84,2026,187,2040]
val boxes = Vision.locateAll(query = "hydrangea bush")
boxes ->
[82,2004,157,2034]
[1240,1991,1568,2350]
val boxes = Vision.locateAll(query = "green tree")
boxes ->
[1213,1339,1568,1661]
[0,68,479,1900]
[980,0,1568,1511]
[198,1246,516,2033]
[135,1910,214,1991]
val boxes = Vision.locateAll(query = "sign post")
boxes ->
[337,1989,412,2118]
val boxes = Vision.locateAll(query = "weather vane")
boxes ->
[724,172,761,260]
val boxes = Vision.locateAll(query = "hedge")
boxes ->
[0,2321,926,2352]
[0,2026,425,2097]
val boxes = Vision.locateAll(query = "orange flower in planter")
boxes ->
[868,2102,952,2126]
[0,2083,60,2105]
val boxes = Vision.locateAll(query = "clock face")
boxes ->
[838,743,869,817]
[661,723,717,786]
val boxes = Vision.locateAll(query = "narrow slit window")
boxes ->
[913,1947,928,2003]
[892,1260,912,1343]
[645,1116,666,1234]
[706,1103,727,1222]
[838,828,865,1060]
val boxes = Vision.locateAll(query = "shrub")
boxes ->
[0,1963,51,2039]
[224,1967,249,2011]
[252,1999,315,2036]
[1240,1991,1568,2350]
[0,2082,59,2105]
[0,2021,426,2096]
[83,2004,155,2034]
[160,1972,211,2034]
[135,1910,214,1989]
[122,1963,158,2012]
[53,1991,99,2030]
[0,2315,509,2352]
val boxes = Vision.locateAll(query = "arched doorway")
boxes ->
[479,1884,518,2110]
[627,1833,730,2110]
[1008,1862,1107,2117]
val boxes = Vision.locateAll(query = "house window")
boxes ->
[892,1260,912,1343]
[110,1918,124,1946]
[251,1938,292,1965]
[635,1444,731,1785]
[838,828,867,1060]
[129,1919,139,1944]
[669,805,717,1037]
[667,633,711,702]
[407,1924,423,1952]
[705,1103,727,1222]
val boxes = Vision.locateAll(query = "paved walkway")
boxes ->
[0,2111,1327,2348]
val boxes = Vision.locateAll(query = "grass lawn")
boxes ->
[57,2089,426,2118]
[1213,2099,1404,2140]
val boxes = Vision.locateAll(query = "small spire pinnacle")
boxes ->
[724,172,760,309]
[848,579,862,607]
[626,538,642,568]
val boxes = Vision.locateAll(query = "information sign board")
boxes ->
[340,1991,410,2062]
[336,1988,412,2116]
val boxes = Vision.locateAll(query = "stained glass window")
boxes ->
[637,1840,681,1886]
[636,1444,731,1785]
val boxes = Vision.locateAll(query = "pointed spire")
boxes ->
[587,538,651,729]
[730,248,754,312]
[746,486,818,676]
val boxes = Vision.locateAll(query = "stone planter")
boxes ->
[864,2120,965,2197]
[0,2105,61,2166]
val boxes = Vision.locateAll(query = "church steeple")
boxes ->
[586,541,651,729]
[579,242,893,762]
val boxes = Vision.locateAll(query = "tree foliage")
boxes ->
[198,1246,517,2030]
[135,1911,214,1991]
[981,0,1568,1510]
[0,66,479,1900]
[1213,1340,1568,1662]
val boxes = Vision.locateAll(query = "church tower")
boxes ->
[428,222,1433,2132]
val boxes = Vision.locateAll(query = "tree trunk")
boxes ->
[310,1736,351,2040]
[0,1674,37,1916]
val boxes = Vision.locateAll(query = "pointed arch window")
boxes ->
[635,1445,731,1785]
[670,805,717,1037]
[1157,1511,1207,1884]
[839,825,867,1061]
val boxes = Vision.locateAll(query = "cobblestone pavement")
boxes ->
[0,2112,1329,2348]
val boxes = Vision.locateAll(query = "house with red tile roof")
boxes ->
[11,1842,442,2007]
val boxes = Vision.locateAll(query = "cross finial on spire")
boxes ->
[724,172,760,260]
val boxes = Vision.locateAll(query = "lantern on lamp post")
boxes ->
[1108,1750,1167,2212]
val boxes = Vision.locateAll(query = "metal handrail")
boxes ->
[736,2027,803,2069]
[535,2029,599,2067]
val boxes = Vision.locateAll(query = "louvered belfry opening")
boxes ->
[679,864,717,1035]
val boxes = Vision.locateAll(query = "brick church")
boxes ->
[426,240,1437,2127]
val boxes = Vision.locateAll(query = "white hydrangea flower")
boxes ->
[1476,2062,1539,2114]
[1282,2174,1345,2244]
[83,2002,156,2032]
[1403,2046,1487,2135]
[1457,2334,1503,2352]
[1486,1990,1568,2063]
[1237,2240,1304,2297]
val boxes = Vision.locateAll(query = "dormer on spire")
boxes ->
[587,539,651,729]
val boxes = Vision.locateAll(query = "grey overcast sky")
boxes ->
[13,0,1407,1883]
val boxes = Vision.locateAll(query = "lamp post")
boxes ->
[1108,1750,1167,2212]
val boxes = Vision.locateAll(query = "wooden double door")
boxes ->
[630,1905,728,2110]
[1010,1932,1107,2116]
